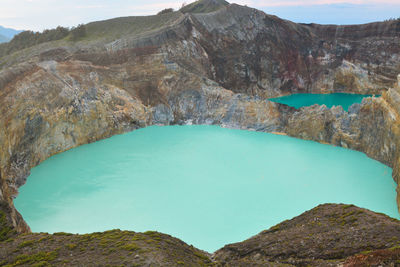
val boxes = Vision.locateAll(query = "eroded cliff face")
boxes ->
[0,1,399,251]
[284,75,400,207]
[188,5,400,97]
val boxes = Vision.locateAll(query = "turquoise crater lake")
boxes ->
[15,125,398,252]
[269,93,377,110]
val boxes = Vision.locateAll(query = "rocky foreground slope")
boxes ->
[1,204,400,266]
[214,204,400,266]
[1,0,400,265]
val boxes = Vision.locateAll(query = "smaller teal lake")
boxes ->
[14,125,398,252]
[269,93,377,111]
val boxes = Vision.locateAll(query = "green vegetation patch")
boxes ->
[342,204,354,209]
[143,231,163,240]
[0,209,16,242]
[193,250,211,262]
[18,239,36,248]
[65,243,77,250]
[5,251,58,267]
[157,8,174,15]
[53,232,73,236]
[119,243,141,251]
[0,27,70,58]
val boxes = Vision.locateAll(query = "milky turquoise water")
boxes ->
[269,93,377,110]
[14,125,398,252]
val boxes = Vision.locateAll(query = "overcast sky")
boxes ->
[1,0,400,31]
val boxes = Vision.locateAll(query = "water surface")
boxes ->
[269,93,377,110]
[15,125,397,252]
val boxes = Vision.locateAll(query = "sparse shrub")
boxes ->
[70,24,87,41]
[18,240,36,248]
[11,251,58,266]
[53,232,73,236]
[0,209,16,241]
[0,26,70,58]
[120,243,140,251]
[157,8,174,15]
[66,243,77,249]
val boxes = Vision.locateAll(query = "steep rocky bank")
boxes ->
[0,0,400,265]
[285,75,400,208]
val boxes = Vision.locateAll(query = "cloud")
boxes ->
[0,15,19,19]
[75,5,106,9]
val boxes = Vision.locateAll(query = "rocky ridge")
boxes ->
[0,0,400,265]
[214,204,400,266]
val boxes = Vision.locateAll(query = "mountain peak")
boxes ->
[180,0,229,14]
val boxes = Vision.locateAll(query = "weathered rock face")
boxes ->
[285,97,399,167]
[188,5,400,97]
[0,0,400,264]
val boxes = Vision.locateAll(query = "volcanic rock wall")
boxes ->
[0,3,399,235]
